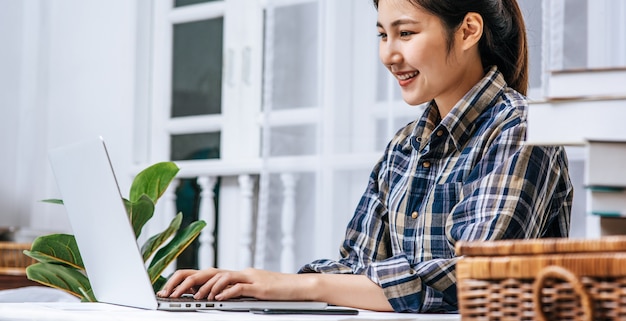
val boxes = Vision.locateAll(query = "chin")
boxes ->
[402,96,430,106]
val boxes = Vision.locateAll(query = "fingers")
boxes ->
[157,269,195,297]
[156,268,264,301]
[195,272,220,300]
[215,283,251,300]
[197,270,250,300]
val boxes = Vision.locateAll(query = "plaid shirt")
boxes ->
[299,67,573,313]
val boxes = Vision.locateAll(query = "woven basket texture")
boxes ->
[0,242,35,276]
[456,236,626,321]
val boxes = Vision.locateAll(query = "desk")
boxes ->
[0,303,460,321]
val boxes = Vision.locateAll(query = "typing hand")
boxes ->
[157,268,226,299]
[157,268,308,301]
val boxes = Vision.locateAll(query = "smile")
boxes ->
[396,71,418,80]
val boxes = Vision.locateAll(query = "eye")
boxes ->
[399,31,414,38]
[377,32,387,40]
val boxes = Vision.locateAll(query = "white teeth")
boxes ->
[397,71,418,80]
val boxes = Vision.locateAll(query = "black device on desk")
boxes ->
[250,308,359,315]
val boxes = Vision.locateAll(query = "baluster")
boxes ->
[197,176,217,269]
[253,172,269,269]
[161,178,180,275]
[280,173,297,272]
[238,174,255,268]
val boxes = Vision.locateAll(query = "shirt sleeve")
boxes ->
[300,113,573,313]
[446,119,572,242]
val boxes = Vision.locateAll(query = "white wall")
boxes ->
[0,0,139,237]
[0,1,24,228]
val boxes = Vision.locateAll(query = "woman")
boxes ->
[158,0,572,313]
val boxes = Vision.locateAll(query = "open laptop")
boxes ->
[47,136,328,311]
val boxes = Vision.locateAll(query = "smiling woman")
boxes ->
[156,0,573,313]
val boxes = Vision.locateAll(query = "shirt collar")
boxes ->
[441,66,508,151]
[404,66,507,153]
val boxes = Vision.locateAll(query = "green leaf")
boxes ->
[26,263,95,301]
[147,220,206,283]
[24,234,84,269]
[32,161,210,300]
[140,213,183,262]
[129,162,179,203]
[152,275,167,293]
[125,195,155,239]
[78,287,97,302]
[41,199,64,205]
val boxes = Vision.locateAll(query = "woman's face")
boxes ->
[376,0,475,109]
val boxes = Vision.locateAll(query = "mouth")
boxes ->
[395,71,419,86]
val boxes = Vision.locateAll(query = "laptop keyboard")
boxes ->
[157,295,259,310]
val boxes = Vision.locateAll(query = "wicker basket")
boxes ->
[456,236,626,321]
[0,242,35,276]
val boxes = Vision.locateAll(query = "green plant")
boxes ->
[23,162,206,302]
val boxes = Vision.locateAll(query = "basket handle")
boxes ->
[532,265,594,321]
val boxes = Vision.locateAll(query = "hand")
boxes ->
[156,268,225,299]
[157,268,310,301]
[157,269,392,311]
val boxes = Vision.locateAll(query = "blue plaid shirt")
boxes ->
[299,67,573,313]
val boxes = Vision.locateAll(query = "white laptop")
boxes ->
[48,136,328,311]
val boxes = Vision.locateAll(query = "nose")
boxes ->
[379,39,402,68]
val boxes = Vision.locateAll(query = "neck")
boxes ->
[435,63,485,118]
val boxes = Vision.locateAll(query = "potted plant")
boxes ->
[23,162,206,302]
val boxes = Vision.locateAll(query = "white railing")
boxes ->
[197,176,217,269]
[237,174,256,269]
[142,153,379,273]
[159,173,258,271]
[279,173,297,272]
[161,179,180,276]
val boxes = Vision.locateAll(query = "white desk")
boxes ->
[0,303,460,321]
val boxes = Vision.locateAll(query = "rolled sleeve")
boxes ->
[301,253,459,313]
[448,123,572,242]
[365,254,457,312]
[299,259,353,274]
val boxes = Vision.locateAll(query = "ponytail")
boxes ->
[479,0,528,94]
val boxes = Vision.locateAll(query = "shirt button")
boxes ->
[422,161,431,168]
[436,130,444,137]
[411,211,418,219]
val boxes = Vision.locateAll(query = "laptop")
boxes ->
[47,136,328,311]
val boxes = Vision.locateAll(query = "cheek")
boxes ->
[403,43,419,58]
[404,43,430,67]
[410,37,449,67]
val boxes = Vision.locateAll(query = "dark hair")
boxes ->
[373,0,528,95]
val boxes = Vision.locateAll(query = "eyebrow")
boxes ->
[376,19,421,28]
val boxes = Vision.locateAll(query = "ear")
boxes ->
[458,12,483,51]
